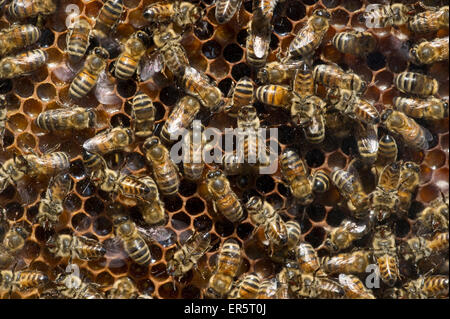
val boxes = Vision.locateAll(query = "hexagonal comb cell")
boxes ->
[0,0,448,300]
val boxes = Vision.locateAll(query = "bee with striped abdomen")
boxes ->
[394,71,438,97]
[83,126,135,154]
[92,0,124,40]
[35,107,96,132]
[18,151,70,178]
[321,250,371,275]
[138,176,166,226]
[402,232,449,264]
[47,234,106,261]
[0,269,49,294]
[114,31,150,80]
[332,31,377,57]
[397,161,420,213]
[331,168,369,218]
[325,219,370,252]
[416,192,449,234]
[292,272,346,299]
[143,136,180,196]
[408,5,449,33]
[393,96,449,120]
[361,3,411,28]
[182,123,208,181]
[257,60,301,85]
[229,272,261,299]
[285,9,330,60]
[295,242,323,275]
[314,64,367,93]
[355,122,379,165]
[49,273,105,299]
[69,47,109,99]
[0,49,47,79]
[215,0,243,24]
[167,231,212,280]
[225,77,254,118]
[372,225,400,287]
[381,109,433,151]
[338,274,375,299]
[160,95,201,144]
[255,84,293,109]
[66,17,92,61]
[369,161,401,222]
[143,1,202,29]
[205,170,244,223]
[205,238,242,298]
[256,278,285,299]
[6,0,56,20]
[36,173,72,230]
[131,91,156,138]
[375,134,398,168]
[389,275,449,299]
[410,36,449,65]
[0,24,41,57]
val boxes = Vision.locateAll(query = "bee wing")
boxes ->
[356,122,379,155]
[378,161,401,191]
[52,59,81,83]
[95,71,122,105]
[103,236,127,258]
[136,225,176,247]
[138,51,164,82]
[253,34,270,59]
[47,173,72,201]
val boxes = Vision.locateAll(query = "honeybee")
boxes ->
[331,169,369,217]
[285,220,302,250]
[361,3,411,28]
[167,231,212,280]
[338,274,375,299]
[390,275,449,299]
[143,1,202,29]
[47,234,106,261]
[139,176,166,225]
[83,126,135,154]
[35,107,96,132]
[92,0,124,40]
[0,24,41,57]
[325,219,370,252]
[36,173,72,230]
[215,0,243,24]
[18,152,70,177]
[0,157,25,192]
[182,123,208,181]
[160,95,201,144]
[0,49,47,79]
[131,91,156,138]
[393,96,449,120]
[285,9,330,60]
[291,272,345,299]
[313,64,367,93]
[0,270,49,294]
[66,17,92,62]
[0,96,6,149]
[397,161,420,212]
[142,136,180,196]
[321,250,371,275]
[372,225,400,287]
[114,31,150,80]
[225,77,254,118]
[205,238,241,299]
[381,109,432,151]
[295,242,322,274]
[410,37,449,65]
[245,196,288,253]
[69,47,110,99]
[7,0,56,20]
[112,215,152,266]
[205,170,244,223]
[324,109,353,139]
[229,272,261,299]
[255,84,293,109]
[408,6,449,33]
[354,122,379,165]
[107,277,152,299]
[402,232,449,263]
[256,278,284,299]
[369,162,401,221]
[49,273,105,299]
[327,88,380,125]
[375,134,398,170]
[332,31,377,57]
[416,192,449,234]
[0,245,14,270]
[2,224,29,255]
[278,148,312,204]
[394,71,438,97]
[180,66,224,111]
[257,60,301,85]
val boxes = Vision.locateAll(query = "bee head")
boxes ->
[94,47,109,60]
[381,108,393,122]
[314,9,331,19]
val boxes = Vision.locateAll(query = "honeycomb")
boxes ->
[0,0,448,299]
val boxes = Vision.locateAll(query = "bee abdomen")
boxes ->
[115,54,138,79]
[423,275,449,298]
[125,238,151,266]
[70,71,97,98]
[218,194,244,222]
[132,92,155,138]
[17,271,49,288]
[215,0,241,24]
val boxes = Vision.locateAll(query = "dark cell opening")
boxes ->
[277,183,290,197]
[64,193,82,212]
[0,80,13,94]
[194,20,214,40]
[182,285,201,299]
[163,195,183,212]
[5,202,24,221]
[76,178,96,197]
[93,216,113,236]
[326,207,346,227]
[298,216,312,233]
[273,16,292,36]
[367,52,386,71]
[70,159,85,179]
[395,218,411,238]
[130,262,149,279]
[242,189,261,204]
[158,282,179,299]
[186,197,205,215]
[305,227,326,248]
[408,201,424,220]
[38,28,55,47]
[125,152,145,171]
[286,1,306,21]
[84,197,105,216]
[193,215,213,232]
[108,258,128,275]
[256,175,276,194]
[23,240,41,260]
[237,29,249,47]
[71,213,91,232]
[117,79,137,98]
[231,63,252,81]
[151,263,168,280]
[171,212,191,230]
[270,33,280,50]
[218,78,233,96]
[202,40,222,59]
[305,149,325,167]
[2,129,15,148]
[278,125,295,145]
[341,136,358,156]
[179,179,197,197]
[243,1,252,13]
[154,102,166,121]
[26,205,39,222]
[159,86,181,106]
[223,43,244,63]
[149,244,163,261]
[214,220,234,237]
[34,226,54,243]
[306,204,326,222]
[237,223,254,241]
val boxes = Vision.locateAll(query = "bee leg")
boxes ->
[36,15,46,29]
